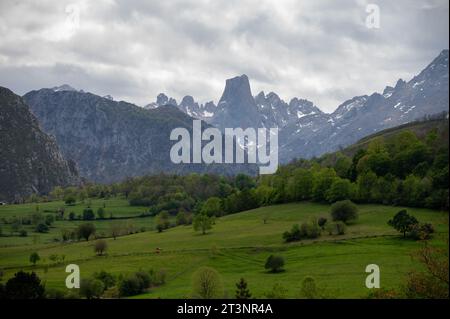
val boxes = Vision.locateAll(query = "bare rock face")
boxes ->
[23,89,256,183]
[0,87,79,202]
[210,74,263,130]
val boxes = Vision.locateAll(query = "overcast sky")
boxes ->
[0,0,448,113]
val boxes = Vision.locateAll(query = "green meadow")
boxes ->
[0,200,448,298]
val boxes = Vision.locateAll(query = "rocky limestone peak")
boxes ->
[218,74,255,108]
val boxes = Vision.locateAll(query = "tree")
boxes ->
[77,223,96,241]
[193,212,213,235]
[388,210,418,238]
[300,276,318,299]
[94,239,108,256]
[93,270,116,290]
[64,196,76,206]
[35,223,49,233]
[44,214,54,226]
[235,278,252,299]
[3,271,45,299]
[155,211,170,232]
[265,255,285,273]
[109,222,123,240]
[312,168,337,202]
[96,207,106,219]
[201,197,223,217]
[330,200,358,224]
[192,267,223,299]
[29,252,40,266]
[318,217,327,229]
[326,178,354,203]
[80,278,104,299]
[176,211,188,225]
[82,208,95,220]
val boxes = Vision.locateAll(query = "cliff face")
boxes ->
[23,89,256,183]
[0,87,79,202]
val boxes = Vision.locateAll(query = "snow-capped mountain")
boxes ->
[145,49,448,163]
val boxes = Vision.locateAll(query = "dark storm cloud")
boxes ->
[0,0,448,112]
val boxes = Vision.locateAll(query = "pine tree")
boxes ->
[235,278,252,299]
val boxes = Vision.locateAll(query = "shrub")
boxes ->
[93,270,116,290]
[335,221,347,235]
[318,217,327,229]
[326,221,347,235]
[330,200,358,224]
[19,229,28,237]
[29,252,40,266]
[80,278,104,299]
[35,223,49,233]
[3,271,45,299]
[68,212,76,220]
[64,196,76,205]
[300,276,318,299]
[409,223,434,240]
[119,274,144,297]
[77,223,96,241]
[82,208,95,220]
[265,255,285,273]
[44,214,54,226]
[283,224,302,242]
[96,208,106,219]
[264,283,288,299]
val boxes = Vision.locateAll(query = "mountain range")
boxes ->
[0,50,448,196]
[146,49,449,160]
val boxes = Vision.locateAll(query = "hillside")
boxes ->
[0,87,79,202]
[342,114,449,157]
[0,201,447,298]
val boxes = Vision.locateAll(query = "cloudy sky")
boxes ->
[0,0,448,112]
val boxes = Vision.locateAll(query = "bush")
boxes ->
[119,275,144,297]
[82,208,95,220]
[326,221,347,235]
[80,278,104,299]
[93,270,116,290]
[283,221,321,242]
[265,255,285,273]
[318,217,327,229]
[409,223,434,240]
[29,252,40,265]
[19,229,28,237]
[44,214,54,226]
[3,271,45,299]
[283,224,301,242]
[96,208,106,219]
[300,276,318,299]
[330,200,358,224]
[35,223,49,233]
[77,223,96,241]
[64,196,76,205]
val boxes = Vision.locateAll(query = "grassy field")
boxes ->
[0,201,448,298]
[0,198,152,246]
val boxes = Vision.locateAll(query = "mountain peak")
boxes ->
[51,84,77,92]
[219,74,253,106]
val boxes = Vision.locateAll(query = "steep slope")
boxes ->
[210,74,263,130]
[23,89,255,183]
[280,49,449,161]
[0,87,79,202]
